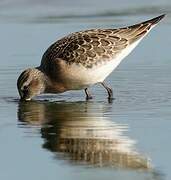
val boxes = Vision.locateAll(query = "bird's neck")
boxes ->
[38,68,66,94]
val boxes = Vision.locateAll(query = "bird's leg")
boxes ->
[85,88,93,100]
[101,82,114,100]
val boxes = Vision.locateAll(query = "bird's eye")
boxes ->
[22,85,29,94]
[23,85,28,90]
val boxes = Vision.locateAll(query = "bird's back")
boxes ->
[41,14,165,71]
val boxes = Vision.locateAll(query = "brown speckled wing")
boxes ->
[42,29,129,68]
[41,15,165,69]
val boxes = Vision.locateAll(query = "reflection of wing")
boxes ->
[18,101,151,170]
[41,15,164,69]
[48,118,150,169]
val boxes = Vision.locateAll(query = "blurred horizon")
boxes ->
[0,0,170,24]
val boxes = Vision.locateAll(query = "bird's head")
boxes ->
[17,68,45,101]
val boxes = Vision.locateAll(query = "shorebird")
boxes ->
[17,14,165,101]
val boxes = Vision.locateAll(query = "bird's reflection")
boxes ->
[18,100,150,170]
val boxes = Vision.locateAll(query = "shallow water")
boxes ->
[0,0,171,180]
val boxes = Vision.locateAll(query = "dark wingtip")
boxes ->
[143,14,166,25]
